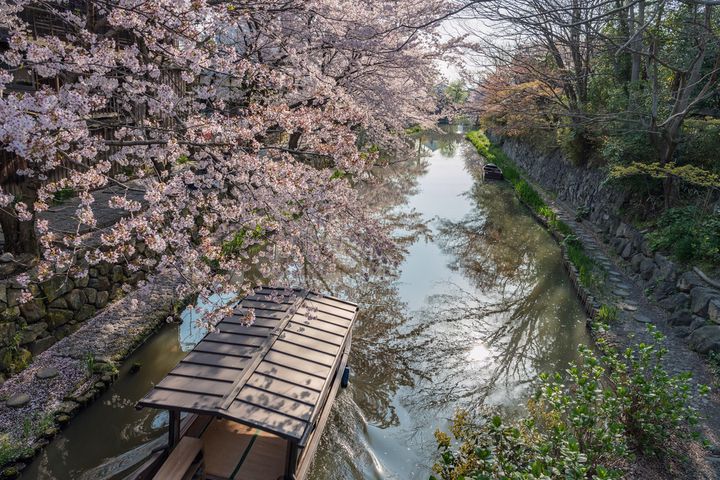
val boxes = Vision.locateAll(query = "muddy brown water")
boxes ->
[22,125,590,479]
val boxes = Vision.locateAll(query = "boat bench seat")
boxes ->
[153,436,205,480]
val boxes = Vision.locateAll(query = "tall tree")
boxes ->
[0,0,454,310]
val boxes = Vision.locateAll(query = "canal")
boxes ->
[23,125,590,479]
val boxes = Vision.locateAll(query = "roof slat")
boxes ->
[291,316,349,337]
[254,362,327,390]
[285,322,344,346]
[264,351,332,377]
[232,307,286,319]
[192,342,258,358]
[142,388,223,411]
[156,375,234,397]
[171,363,241,383]
[279,331,341,354]
[240,300,288,311]
[182,352,251,370]
[226,399,307,439]
[296,309,352,328]
[305,293,357,312]
[204,332,266,347]
[246,373,322,403]
[236,386,314,420]
[303,300,356,320]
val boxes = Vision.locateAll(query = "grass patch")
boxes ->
[596,304,619,326]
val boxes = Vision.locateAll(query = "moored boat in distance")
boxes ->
[130,287,358,480]
[483,163,504,181]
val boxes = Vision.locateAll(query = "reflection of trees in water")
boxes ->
[409,179,588,411]
[307,153,430,479]
[417,131,461,158]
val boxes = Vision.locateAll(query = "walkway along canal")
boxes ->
[22,125,591,479]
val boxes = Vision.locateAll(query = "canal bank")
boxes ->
[0,271,186,479]
[19,125,591,480]
[469,130,720,479]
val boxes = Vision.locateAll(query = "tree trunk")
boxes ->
[288,131,302,150]
[0,210,38,256]
[0,182,39,256]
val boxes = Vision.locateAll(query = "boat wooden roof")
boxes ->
[137,287,358,444]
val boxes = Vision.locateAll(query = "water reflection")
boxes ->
[310,127,590,479]
[22,126,589,480]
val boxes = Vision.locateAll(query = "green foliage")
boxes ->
[575,205,591,222]
[404,124,423,135]
[514,180,544,211]
[596,304,619,324]
[551,219,573,237]
[610,162,720,189]
[0,434,32,468]
[176,155,192,165]
[0,412,56,466]
[84,352,95,375]
[445,80,469,104]
[646,206,720,266]
[221,225,267,257]
[564,235,603,289]
[680,119,720,175]
[433,328,708,480]
[556,125,588,166]
[466,130,521,185]
[52,187,76,204]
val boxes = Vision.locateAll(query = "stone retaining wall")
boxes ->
[490,133,720,355]
[0,241,151,379]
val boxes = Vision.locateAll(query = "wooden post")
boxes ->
[168,410,180,448]
[285,440,298,479]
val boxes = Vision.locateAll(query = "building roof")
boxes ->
[136,287,358,444]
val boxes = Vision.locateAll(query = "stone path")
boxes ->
[0,269,180,472]
[540,195,720,479]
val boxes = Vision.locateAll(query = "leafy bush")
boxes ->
[433,328,708,480]
[647,206,720,267]
[576,205,591,222]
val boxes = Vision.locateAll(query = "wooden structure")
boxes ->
[134,287,358,480]
[483,163,504,181]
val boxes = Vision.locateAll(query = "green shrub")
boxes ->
[597,304,619,324]
[433,328,708,480]
[563,234,601,288]
[514,180,544,211]
[551,219,574,237]
[52,187,75,204]
[647,206,720,267]
[576,205,591,222]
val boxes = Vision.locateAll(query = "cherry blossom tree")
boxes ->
[0,0,460,314]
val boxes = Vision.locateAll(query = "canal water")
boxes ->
[22,125,590,479]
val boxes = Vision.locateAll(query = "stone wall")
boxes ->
[0,241,150,379]
[490,133,720,355]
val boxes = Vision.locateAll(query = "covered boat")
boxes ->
[483,163,503,180]
[132,287,358,480]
